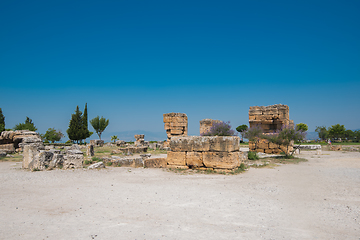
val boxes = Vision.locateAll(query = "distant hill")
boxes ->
[306,132,318,140]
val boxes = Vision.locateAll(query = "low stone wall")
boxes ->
[299,145,322,150]
[167,136,244,170]
[249,139,293,154]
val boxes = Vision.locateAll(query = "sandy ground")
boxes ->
[0,150,359,240]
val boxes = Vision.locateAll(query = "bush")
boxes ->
[248,151,259,160]
[84,160,93,165]
[201,121,237,136]
[92,157,101,162]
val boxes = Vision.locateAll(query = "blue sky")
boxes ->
[1,0,359,141]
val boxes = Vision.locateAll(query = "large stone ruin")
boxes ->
[112,134,148,154]
[0,130,43,153]
[163,113,188,147]
[199,119,221,135]
[249,104,294,154]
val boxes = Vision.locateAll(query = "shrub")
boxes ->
[201,121,237,136]
[84,160,93,165]
[106,162,113,166]
[92,157,101,162]
[248,151,259,160]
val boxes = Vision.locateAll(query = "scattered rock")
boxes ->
[88,162,105,169]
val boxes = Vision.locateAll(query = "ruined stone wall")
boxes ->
[163,113,188,146]
[0,130,43,153]
[167,136,244,171]
[199,119,221,135]
[249,104,293,133]
[249,104,294,154]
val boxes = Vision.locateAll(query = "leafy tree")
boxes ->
[67,106,83,143]
[265,125,306,157]
[0,108,5,133]
[90,116,109,140]
[201,121,237,136]
[14,117,37,131]
[43,128,64,143]
[315,126,329,141]
[296,123,308,132]
[344,129,355,141]
[328,124,346,140]
[354,130,360,142]
[111,135,119,143]
[236,124,248,142]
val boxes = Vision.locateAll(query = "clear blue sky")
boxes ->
[1,0,359,141]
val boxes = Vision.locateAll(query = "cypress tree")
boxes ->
[0,108,5,133]
[67,106,83,143]
[82,103,92,140]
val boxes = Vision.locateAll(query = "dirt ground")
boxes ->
[0,150,359,240]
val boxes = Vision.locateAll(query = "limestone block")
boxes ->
[144,158,167,168]
[202,152,242,169]
[257,140,269,149]
[88,162,105,169]
[0,143,15,153]
[167,151,186,166]
[29,151,54,171]
[249,115,256,121]
[249,141,255,150]
[63,150,84,169]
[269,142,279,149]
[167,165,189,170]
[209,136,240,152]
[170,129,185,135]
[186,152,203,167]
[22,145,38,169]
[170,136,210,152]
[86,144,94,156]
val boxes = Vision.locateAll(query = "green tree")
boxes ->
[315,126,329,141]
[67,106,83,143]
[90,116,109,140]
[296,123,308,132]
[354,130,360,142]
[111,135,118,143]
[265,126,306,157]
[244,125,263,150]
[344,129,355,141]
[236,124,248,142]
[0,108,5,133]
[80,103,92,140]
[14,117,37,131]
[43,128,64,143]
[328,124,346,140]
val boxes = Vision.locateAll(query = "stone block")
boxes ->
[22,145,38,169]
[86,144,94,156]
[167,165,189,170]
[167,151,186,165]
[0,143,15,153]
[170,136,210,152]
[257,141,269,149]
[186,152,203,167]
[170,129,185,135]
[202,152,241,169]
[144,158,167,168]
[209,136,240,152]
[63,151,84,169]
[28,151,54,171]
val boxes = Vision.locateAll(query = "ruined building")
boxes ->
[249,104,294,154]
[163,113,188,146]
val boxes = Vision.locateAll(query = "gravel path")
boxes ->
[0,150,359,239]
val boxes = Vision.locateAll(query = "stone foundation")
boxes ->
[167,136,244,170]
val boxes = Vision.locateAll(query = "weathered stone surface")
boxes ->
[167,151,186,166]
[144,158,167,168]
[118,146,148,154]
[331,145,342,151]
[0,151,7,158]
[63,150,84,169]
[111,157,143,168]
[22,145,38,169]
[167,165,189,170]
[0,143,15,153]
[88,162,105,169]
[186,152,203,167]
[86,144,94,156]
[70,144,81,150]
[90,140,104,147]
[163,113,188,145]
[116,140,126,147]
[28,151,54,170]
[202,152,242,169]
[170,136,239,152]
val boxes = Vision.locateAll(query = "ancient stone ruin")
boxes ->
[163,113,188,146]
[199,119,221,135]
[0,130,43,153]
[167,136,244,171]
[112,134,148,154]
[134,134,145,146]
[249,104,294,154]
[90,139,104,147]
